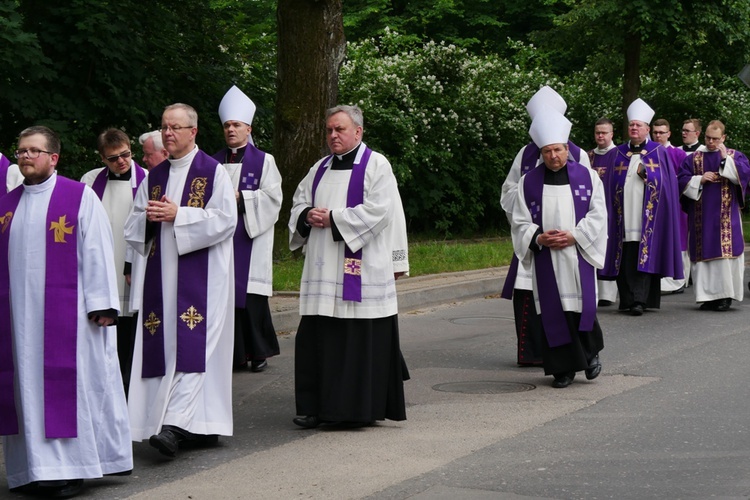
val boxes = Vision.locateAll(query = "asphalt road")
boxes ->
[3,275,750,499]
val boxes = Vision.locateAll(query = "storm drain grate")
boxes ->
[432,381,536,394]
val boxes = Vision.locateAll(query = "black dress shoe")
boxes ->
[716,298,732,312]
[250,359,268,372]
[36,479,84,498]
[630,303,644,316]
[149,429,180,456]
[598,299,613,307]
[551,372,575,388]
[585,355,602,380]
[293,415,321,429]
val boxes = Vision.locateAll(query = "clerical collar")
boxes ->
[544,164,569,185]
[227,144,247,164]
[169,145,199,169]
[108,167,132,181]
[629,141,646,153]
[331,143,362,170]
[683,142,700,152]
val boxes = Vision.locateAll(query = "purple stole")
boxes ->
[679,150,750,261]
[91,163,147,200]
[141,152,217,377]
[0,154,10,193]
[501,141,583,299]
[0,176,85,438]
[601,141,683,279]
[212,146,265,307]
[522,161,596,347]
[311,147,373,302]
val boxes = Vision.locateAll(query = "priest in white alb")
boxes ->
[125,103,237,457]
[511,111,607,389]
[1,126,132,497]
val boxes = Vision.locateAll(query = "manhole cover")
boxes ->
[449,316,513,325]
[432,381,536,394]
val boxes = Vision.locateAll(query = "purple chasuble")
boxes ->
[502,141,584,300]
[91,163,147,200]
[0,154,10,193]
[522,161,597,347]
[677,149,750,261]
[212,145,265,307]
[601,140,683,280]
[141,151,217,377]
[311,147,373,302]
[666,146,689,251]
[0,176,85,438]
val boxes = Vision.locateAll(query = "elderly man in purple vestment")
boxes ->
[138,130,169,171]
[289,105,409,428]
[600,98,683,316]
[0,126,132,497]
[587,117,618,307]
[81,128,148,397]
[125,103,237,456]
[651,118,690,295]
[511,111,607,389]
[677,120,750,312]
[213,85,281,373]
[500,86,591,367]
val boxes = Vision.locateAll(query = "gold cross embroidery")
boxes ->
[644,158,660,172]
[614,161,629,174]
[49,215,74,243]
[0,211,13,233]
[180,305,204,330]
[144,311,161,335]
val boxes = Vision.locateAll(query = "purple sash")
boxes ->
[141,152,216,377]
[0,154,10,193]
[311,147,373,302]
[212,146,265,307]
[0,176,84,438]
[522,161,596,347]
[91,163,147,200]
[501,141,584,300]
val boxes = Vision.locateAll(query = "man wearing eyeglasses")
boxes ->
[677,120,750,312]
[679,118,702,154]
[81,129,148,396]
[0,126,132,497]
[651,119,690,295]
[212,86,281,373]
[125,103,237,457]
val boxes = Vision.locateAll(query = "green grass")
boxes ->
[272,237,515,291]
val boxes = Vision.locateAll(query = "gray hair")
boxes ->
[139,130,164,150]
[326,105,364,128]
[164,103,198,127]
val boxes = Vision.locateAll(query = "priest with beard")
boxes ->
[289,105,409,428]
[511,111,607,389]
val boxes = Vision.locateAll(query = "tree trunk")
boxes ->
[621,30,642,141]
[274,0,345,256]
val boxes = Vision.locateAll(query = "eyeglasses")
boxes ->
[160,125,193,133]
[681,129,696,133]
[704,136,723,142]
[14,148,53,159]
[105,150,132,163]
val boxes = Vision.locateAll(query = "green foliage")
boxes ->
[340,30,558,235]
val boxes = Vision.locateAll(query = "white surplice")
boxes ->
[81,163,148,315]
[3,173,132,489]
[501,143,591,291]
[511,165,608,313]
[2,159,24,193]
[591,144,619,303]
[289,144,409,319]
[224,152,282,297]
[125,146,237,439]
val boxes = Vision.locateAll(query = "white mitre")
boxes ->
[529,111,572,149]
[219,85,256,126]
[526,86,567,120]
[626,98,655,125]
